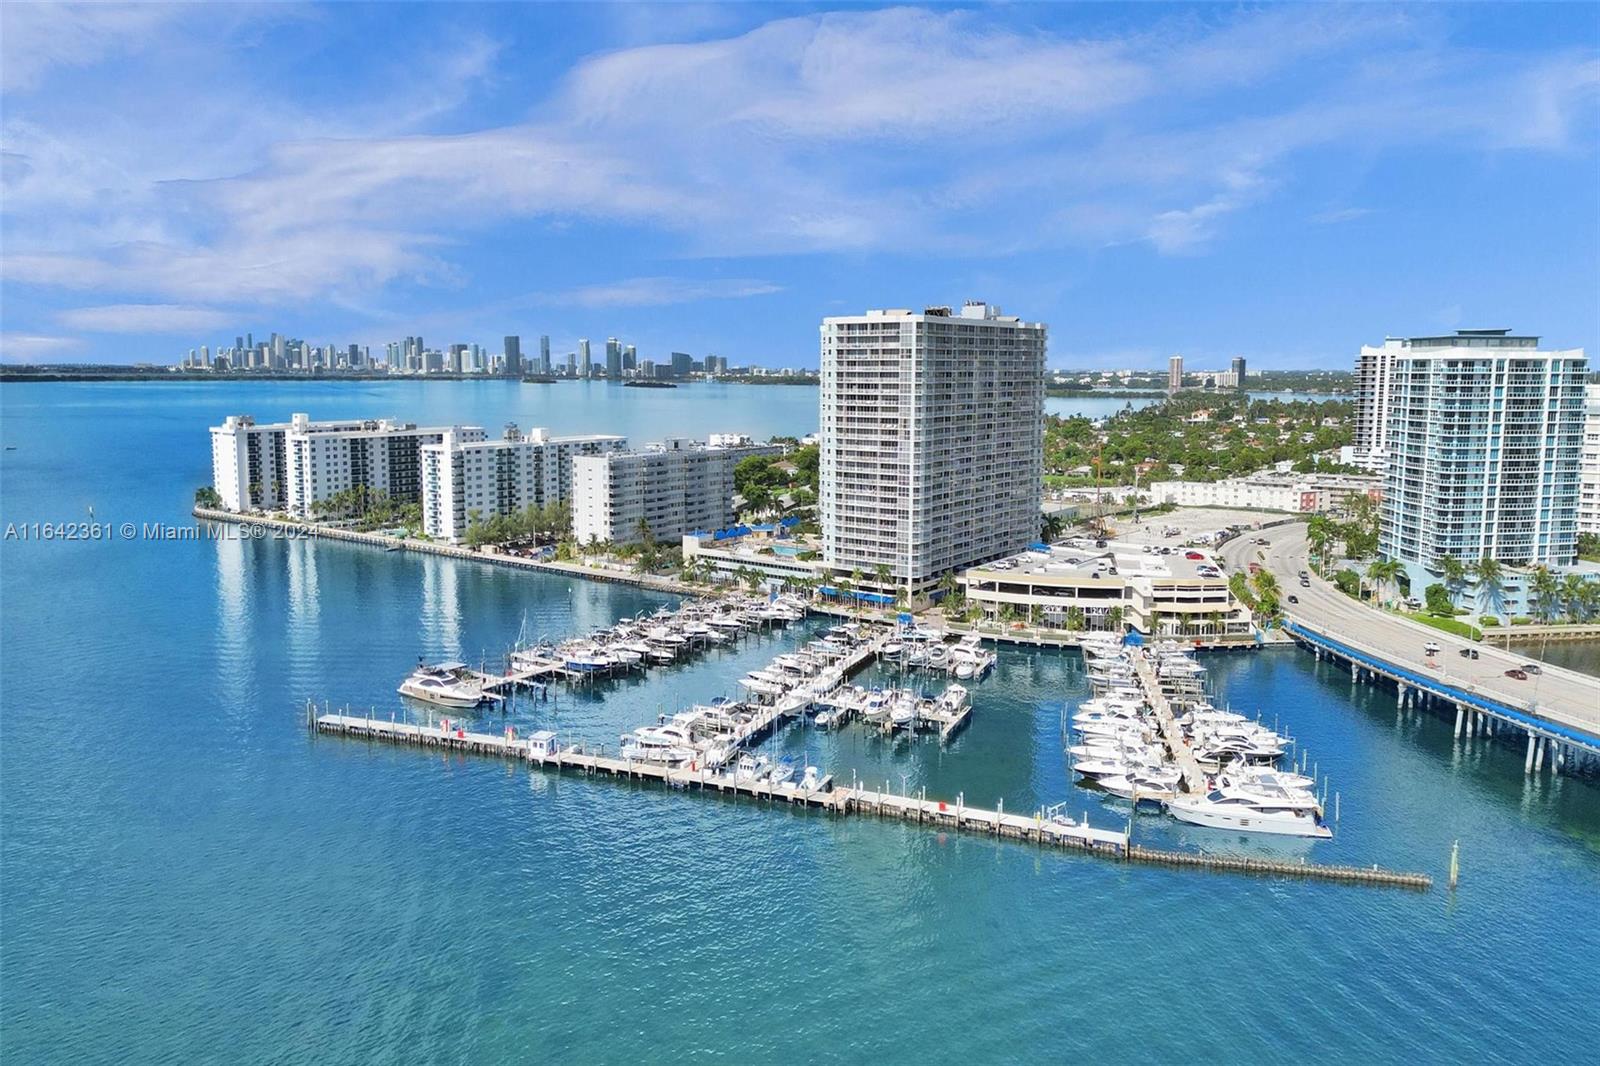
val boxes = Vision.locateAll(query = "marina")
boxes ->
[310,708,1430,889]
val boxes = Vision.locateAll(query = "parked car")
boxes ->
[1504,668,1528,680]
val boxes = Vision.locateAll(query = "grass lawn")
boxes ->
[1400,611,1484,641]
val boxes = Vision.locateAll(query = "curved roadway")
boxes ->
[1219,523,1600,744]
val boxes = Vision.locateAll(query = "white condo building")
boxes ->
[211,413,486,515]
[285,414,484,516]
[572,438,782,547]
[1352,340,1402,468]
[420,425,627,543]
[1581,383,1600,537]
[819,301,1046,595]
[1377,330,1586,569]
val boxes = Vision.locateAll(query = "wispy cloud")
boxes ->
[2,4,1596,322]
[56,304,240,333]
[0,333,84,361]
[538,277,783,309]
[1312,207,1375,225]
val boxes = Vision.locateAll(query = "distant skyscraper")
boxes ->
[539,335,551,375]
[579,339,592,378]
[624,345,636,373]
[1353,341,1401,463]
[1167,354,1183,391]
[566,352,577,377]
[1230,356,1246,389]
[670,351,693,378]
[504,336,522,376]
[605,337,623,379]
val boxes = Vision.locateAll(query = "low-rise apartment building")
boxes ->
[420,424,627,543]
[962,542,1254,638]
[1149,472,1382,514]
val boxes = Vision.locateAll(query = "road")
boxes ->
[1219,523,1600,743]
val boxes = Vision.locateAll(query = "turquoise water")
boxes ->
[2,382,1597,1064]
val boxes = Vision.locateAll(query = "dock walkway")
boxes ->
[312,710,1432,890]
[1131,652,1208,793]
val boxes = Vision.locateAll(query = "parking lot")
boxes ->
[1101,506,1296,547]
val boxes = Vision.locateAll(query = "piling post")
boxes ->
[1535,736,1547,773]
[1454,706,1465,738]
[1525,732,1536,773]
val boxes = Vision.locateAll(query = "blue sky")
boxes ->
[2,2,1597,369]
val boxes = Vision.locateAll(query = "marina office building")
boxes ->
[819,302,1046,599]
[572,437,783,547]
[420,425,628,543]
[211,413,485,514]
[1373,330,1589,614]
[962,542,1253,638]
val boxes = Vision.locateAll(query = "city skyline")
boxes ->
[2,3,1597,368]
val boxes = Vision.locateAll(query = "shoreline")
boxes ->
[192,507,1279,651]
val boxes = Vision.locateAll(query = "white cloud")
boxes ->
[537,277,783,309]
[0,3,187,92]
[0,333,84,361]
[2,4,1596,318]
[56,304,240,333]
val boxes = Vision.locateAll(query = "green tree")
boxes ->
[1364,559,1403,605]
[195,486,223,509]
[1528,566,1561,623]
[1561,573,1594,623]
[1423,583,1454,616]
[1471,556,1504,616]
[1436,555,1467,608]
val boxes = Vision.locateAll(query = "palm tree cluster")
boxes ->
[460,501,572,549]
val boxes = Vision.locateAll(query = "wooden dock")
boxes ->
[1132,652,1208,793]
[312,709,1433,890]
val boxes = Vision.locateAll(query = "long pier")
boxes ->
[312,710,1432,890]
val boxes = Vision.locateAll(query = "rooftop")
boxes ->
[968,540,1229,583]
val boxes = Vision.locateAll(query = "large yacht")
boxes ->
[397,662,491,709]
[1165,791,1333,838]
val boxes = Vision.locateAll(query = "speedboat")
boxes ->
[1165,792,1333,838]
[620,724,697,765]
[564,645,613,674]
[799,765,825,791]
[861,690,891,722]
[889,694,917,729]
[397,662,489,709]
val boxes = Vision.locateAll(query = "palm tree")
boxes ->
[1364,559,1403,606]
[873,562,892,601]
[1306,514,1334,575]
[1561,573,1593,623]
[1471,556,1504,617]
[1436,555,1467,610]
[1528,565,1561,623]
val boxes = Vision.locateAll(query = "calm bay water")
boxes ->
[2,381,1596,1064]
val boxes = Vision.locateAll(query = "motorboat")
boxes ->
[1095,773,1178,805]
[397,662,489,709]
[799,765,825,791]
[1165,792,1332,838]
[861,690,891,722]
[563,645,613,674]
[620,724,697,765]
[889,693,917,729]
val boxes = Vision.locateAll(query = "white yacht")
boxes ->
[620,724,697,766]
[1165,791,1333,838]
[397,662,489,709]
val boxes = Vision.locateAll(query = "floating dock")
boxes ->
[1131,652,1208,793]
[312,709,1432,890]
